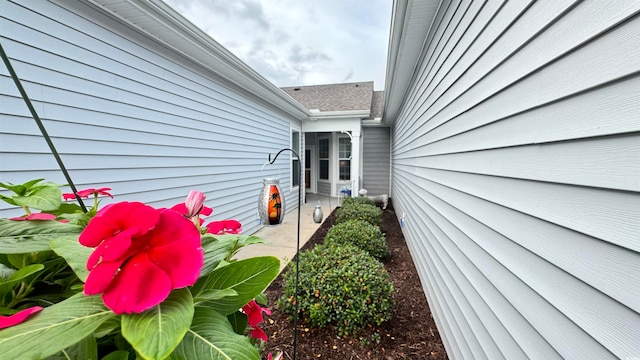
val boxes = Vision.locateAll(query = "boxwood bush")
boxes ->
[335,203,382,227]
[324,220,389,260]
[341,196,375,207]
[278,243,394,337]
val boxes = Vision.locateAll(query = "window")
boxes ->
[338,137,351,180]
[319,138,329,180]
[291,129,300,187]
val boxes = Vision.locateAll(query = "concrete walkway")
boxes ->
[236,194,340,273]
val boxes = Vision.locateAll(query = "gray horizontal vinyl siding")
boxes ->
[0,0,300,234]
[391,1,640,359]
[362,126,390,196]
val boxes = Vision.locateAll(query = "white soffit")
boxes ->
[383,0,440,124]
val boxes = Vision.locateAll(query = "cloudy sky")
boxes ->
[163,0,392,90]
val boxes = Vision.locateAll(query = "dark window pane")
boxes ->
[320,159,329,180]
[339,160,350,180]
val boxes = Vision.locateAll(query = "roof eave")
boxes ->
[86,0,310,120]
[383,0,441,125]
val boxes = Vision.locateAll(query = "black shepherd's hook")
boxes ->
[0,42,87,212]
[268,148,301,360]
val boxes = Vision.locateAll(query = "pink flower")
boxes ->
[9,213,57,221]
[62,193,76,200]
[0,306,43,329]
[205,220,242,235]
[184,191,206,218]
[76,188,114,199]
[80,202,203,314]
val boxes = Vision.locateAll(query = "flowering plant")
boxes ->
[0,179,280,359]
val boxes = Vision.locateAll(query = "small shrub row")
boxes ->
[341,196,375,207]
[335,202,382,227]
[279,243,394,337]
[324,219,389,260]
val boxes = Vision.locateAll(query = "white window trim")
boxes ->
[290,124,301,192]
[338,134,352,181]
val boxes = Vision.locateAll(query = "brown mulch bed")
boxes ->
[262,199,448,359]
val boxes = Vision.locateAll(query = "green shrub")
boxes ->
[335,203,382,227]
[341,196,374,207]
[278,243,394,337]
[324,220,389,260]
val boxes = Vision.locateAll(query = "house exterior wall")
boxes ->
[0,0,302,235]
[362,126,390,196]
[390,1,640,359]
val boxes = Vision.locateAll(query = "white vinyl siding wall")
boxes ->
[390,1,640,359]
[362,126,390,196]
[0,0,301,234]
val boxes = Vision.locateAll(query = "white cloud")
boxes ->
[163,0,392,90]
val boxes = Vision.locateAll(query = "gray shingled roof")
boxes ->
[368,91,384,120]
[281,81,374,112]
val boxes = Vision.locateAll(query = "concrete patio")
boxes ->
[236,194,341,273]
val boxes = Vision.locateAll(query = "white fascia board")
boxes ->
[86,0,310,120]
[302,117,362,133]
[308,109,370,120]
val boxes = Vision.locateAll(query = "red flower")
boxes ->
[9,213,57,221]
[80,202,203,314]
[267,352,283,360]
[62,193,76,200]
[0,306,43,329]
[250,327,268,342]
[205,220,242,235]
[242,300,271,327]
[76,188,114,199]
[242,300,271,342]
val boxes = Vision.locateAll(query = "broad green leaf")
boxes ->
[168,307,260,360]
[51,235,92,282]
[12,185,62,211]
[101,350,130,360]
[199,235,267,278]
[192,256,279,315]
[0,293,114,360]
[45,334,98,360]
[0,219,82,253]
[94,315,121,338]
[121,288,194,360]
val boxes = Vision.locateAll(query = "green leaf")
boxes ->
[0,194,18,206]
[13,185,62,211]
[0,219,83,253]
[168,307,260,360]
[0,263,16,281]
[0,293,114,360]
[45,334,98,360]
[199,235,267,278]
[50,235,92,282]
[196,288,238,302]
[0,264,44,297]
[226,311,248,335]
[192,256,279,315]
[101,350,130,360]
[121,288,194,360]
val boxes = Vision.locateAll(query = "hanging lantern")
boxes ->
[258,177,285,226]
[313,200,323,224]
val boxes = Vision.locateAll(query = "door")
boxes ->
[305,146,316,193]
